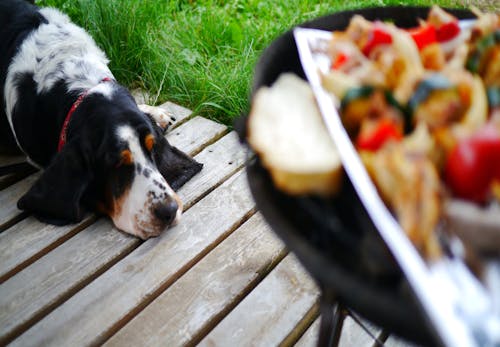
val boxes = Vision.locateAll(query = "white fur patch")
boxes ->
[3,7,114,154]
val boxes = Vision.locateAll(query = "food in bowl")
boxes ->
[248,6,500,257]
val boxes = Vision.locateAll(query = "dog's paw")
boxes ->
[138,104,176,132]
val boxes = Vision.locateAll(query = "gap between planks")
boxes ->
[280,301,321,347]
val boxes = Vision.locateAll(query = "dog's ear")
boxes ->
[150,124,203,191]
[17,141,93,225]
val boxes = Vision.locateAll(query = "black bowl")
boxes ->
[242,6,475,347]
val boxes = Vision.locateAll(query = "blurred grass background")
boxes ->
[36,0,495,125]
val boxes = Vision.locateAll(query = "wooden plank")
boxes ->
[0,117,227,283]
[166,116,227,156]
[104,213,286,347]
[338,315,381,347]
[174,132,247,209]
[198,254,320,347]
[8,170,255,347]
[0,131,245,345]
[294,318,320,347]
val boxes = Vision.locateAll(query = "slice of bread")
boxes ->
[247,73,342,196]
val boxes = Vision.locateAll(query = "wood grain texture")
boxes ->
[199,254,319,347]
[9,171,255,347]
[104,213,286,347]
[0,116,227,284]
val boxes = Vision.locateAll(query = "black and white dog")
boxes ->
[0,0,202,239]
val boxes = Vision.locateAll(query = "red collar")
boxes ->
[57,77,113,152]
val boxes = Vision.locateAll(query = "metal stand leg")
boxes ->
[317,293,346,347]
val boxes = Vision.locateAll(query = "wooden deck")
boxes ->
[0,102,415,347]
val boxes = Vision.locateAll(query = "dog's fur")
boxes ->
[0,0,202,239]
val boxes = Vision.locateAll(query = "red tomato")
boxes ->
[362,26,393,56]
[408,24,437,50]
[445,124,500,203]
[436,21,460,42]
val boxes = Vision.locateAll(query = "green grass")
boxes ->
[36,0,473,125]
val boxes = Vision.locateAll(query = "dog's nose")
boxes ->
[153,200,178,225]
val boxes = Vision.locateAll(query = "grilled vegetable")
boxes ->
[362,25,393,56]
[436,21,460,42]
[408,24,437,50]
[409,74,465,130]
[356,118,403,151]
[466,29,500,75]
[487,86,500,108]
[330,51,349,70]
[340,85,377,108]
[408,74,454,111]
[341,86,407,135]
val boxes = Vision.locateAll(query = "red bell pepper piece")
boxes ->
[408,24,437,50]
[356,119,403,151]
[331,51,349,70]
[436,21,460,42]
[362,25,393,56]
[445,124,500,203]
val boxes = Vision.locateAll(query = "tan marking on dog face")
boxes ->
[119,149,134,166]
[106,185,128,224]
[145,134,155,152]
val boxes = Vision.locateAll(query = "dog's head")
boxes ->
[17,89,202,239]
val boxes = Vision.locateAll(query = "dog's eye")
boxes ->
[145,134,155,152]
[117,149,134,167]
